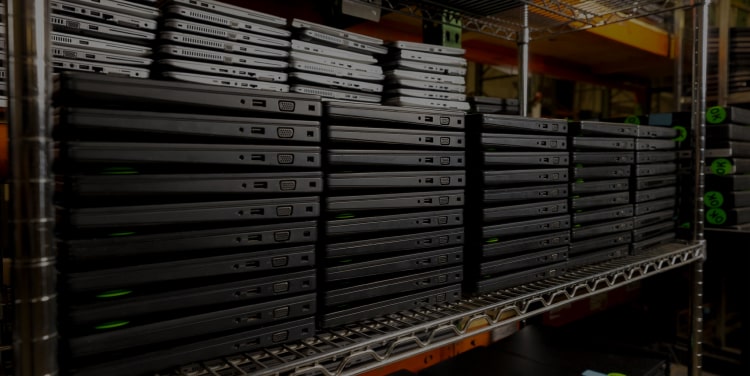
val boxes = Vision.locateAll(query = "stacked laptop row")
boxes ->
[54,72,322,376]
[707,27,750,96]
[469,96,521,115]
[50,0,157,78]
[705,106,750,229]
[288,19,386,102]
[320,102,466,327]
[156,0,292,92]
[630,123,679,253]
[384,41,469,110]
[568,122,635,267]
[465,114,571,294]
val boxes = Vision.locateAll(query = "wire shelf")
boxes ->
[368,0,690,40]
[159,240,705,376]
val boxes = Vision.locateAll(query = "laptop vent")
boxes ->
[183,23,224,38]
[187,10,225,25]
[299,63,333,76]
[183,36,223,49]
[179,48,222,61]
[51,34,73,44]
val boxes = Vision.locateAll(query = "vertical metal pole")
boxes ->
[718,0,731,106]
[689,1,709,375]
[690,259,705,376]
[674,8,685,111]
[518,4,530,117]
[7,0,57,375]
[692,1,708,243]
[474,63,484,96]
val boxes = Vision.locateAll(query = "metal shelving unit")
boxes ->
[4,0,709,375]
[158,241,704,376]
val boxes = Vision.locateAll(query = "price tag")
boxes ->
[673,125,687,142]
[710,158,732,175]
[703,191,724,208]
[706,208,727,225]
[706,106,727,124]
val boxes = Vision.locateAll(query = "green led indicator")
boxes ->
[101,167,138,175]
[339,259,353,264]
[624,115,640,125]
[711,158,732,176]
[96,289,133,299]
[673,126,687,142]
[95,321,130,330]
[108,231,135,237]
[574,224,581,228]
[335,213,355,219]
[680,222,691,229]
[706,106,727,124]
[485,238,499,243]
[704,191,724,208]
[575,164,583,168]
[575,179,585,183]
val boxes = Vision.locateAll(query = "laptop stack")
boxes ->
[157,0,291,92]
[704,106,750,230]
[321,102,465,328]
[568,122,635,267]
[383,40,469,111]
[287,19,385,103]
[465,114,570,294]
[630,123,679,253]
[469,96,521,115]
[49,0,157,78]
[707,27,750,97]
[643,111,693,238]
[54,73,321,376]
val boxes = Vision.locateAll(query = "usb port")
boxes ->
[252,99,266,107]
[253,182,268,189]
[247,234,262,242]
[425,137,433,143]
[423,198,433,204]
[251,127,265,134]
[425,178,433,183]
[425,116,433,122]
[251,154,265,161]
[250,208,264,215]
[424,157,433,163]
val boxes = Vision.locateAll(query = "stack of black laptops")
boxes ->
[644,111,692,238]
[630,123,679,253]
[54,73,321,376]
[707,28,750,97]
[469,96,521,115]
[568,121,635,266]
[321,102,465,328]
[383,41,469,111]
[465,114,570,294]
[157,0,291,92]
[50,0,157,78]
[705,106,750,229]
[287,19,386,103]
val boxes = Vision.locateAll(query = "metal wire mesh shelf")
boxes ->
[367,0,690,40]
[160,240,705,376]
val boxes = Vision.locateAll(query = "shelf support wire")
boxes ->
[7,0,58,375]
[518,4,530,116]
[689,0,708,375]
